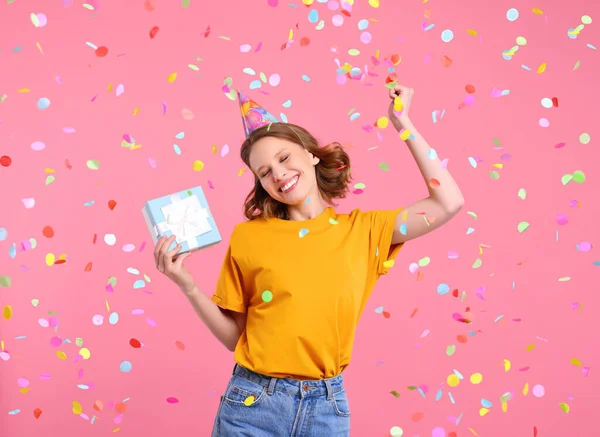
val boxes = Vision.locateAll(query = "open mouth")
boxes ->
[279,175,299,193]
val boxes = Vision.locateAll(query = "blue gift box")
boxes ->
[142,186,222,254]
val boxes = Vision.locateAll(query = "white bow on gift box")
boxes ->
[154,194,212,250]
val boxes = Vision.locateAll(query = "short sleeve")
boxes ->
[366,208,405,277]
[211,241,247,313]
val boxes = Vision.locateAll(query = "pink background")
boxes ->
[1,0,599,436]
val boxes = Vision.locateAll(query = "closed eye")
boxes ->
[260,155,289,178]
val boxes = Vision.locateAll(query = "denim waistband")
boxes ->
[232,364,345,400]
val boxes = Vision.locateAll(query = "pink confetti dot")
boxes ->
[166,397,179,404]
[556,214,568,225]
[17,378,29,388]
[36,13,48,27]
[332,14,344,26]
[328,1,340,11]
[533,384,545,397]
[539,118,550,127]
[31,141,46,151]
[49,336,62,347]
[432,427,446,437]
[464,94,475,106]
[360,31,372,44]
[267,0,278,6]
[577,242,592,252]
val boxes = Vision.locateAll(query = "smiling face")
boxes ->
[248,136,320,206]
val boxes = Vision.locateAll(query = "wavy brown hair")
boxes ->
[240,123,352,220]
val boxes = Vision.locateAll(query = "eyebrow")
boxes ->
[256,149,287,174]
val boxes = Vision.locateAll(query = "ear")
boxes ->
[306,149,320,166]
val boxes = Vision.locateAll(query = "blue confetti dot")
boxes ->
[506,8,519,21]
[441,29,454,43]
[37,97,51,110]
[308,9,319,23]
[299,228,309,238]
[120,360,132,373]
[567,28,578,40]
[437,283,450,295]
[358,19,369,31]
[0,228,7,241]
[109,312,119,325]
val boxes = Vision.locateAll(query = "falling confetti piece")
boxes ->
[95,46,108,57]
[86,159,100,170]
[167,72,178,83]
[518,221,530,233]
[150,26,159,39]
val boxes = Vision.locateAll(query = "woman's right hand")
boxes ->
[154,235,195,294]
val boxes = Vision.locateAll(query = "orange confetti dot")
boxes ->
[382,311,391,318]
[129,338,142,348]
[465,84,476,93]
[144,0,156,11]
[409,308,418,318]
[429,178,441,189]
[65,159,72,169]
[150,26,159,39]
[442,55,453,67]
[457,334,468,343]
[94,400,104,412]
[390,54,401,65]
[95,46,109,57]
[175,340,185,351]
[300,37,311,47]
[108,200,117,210]
[33,408,42,419]
[448,433,457,437]
[412,412,425,421]
[42,226,54,238]
[84,262,93,272]
[386,73,398,84]
[115,402,127,414]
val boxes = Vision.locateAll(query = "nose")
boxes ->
[272,165,287,181]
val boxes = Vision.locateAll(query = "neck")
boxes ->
[286,194,327,221]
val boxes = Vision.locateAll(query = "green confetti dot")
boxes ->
[559,403,570,414]
[389,390,401,398]
[467,211,478,219]
[518,188,527,200]
[518,221,530,233]
[379,162,389,171]
[572,170,585,183]
[418,257,431,267]
[579,133,590,144]
[328,218,339,225]
[86,159,100,170]
[489,170,500,180]
[446,345,456,356]
[558,277,571,282]
[182,0,190,7]
[0,275,12,288]
[472,258,483,268]
[354,182,366,189]
[561,174,573,185]
[348,49,361,56]
[261,290,273,303]
[45,175,55,186]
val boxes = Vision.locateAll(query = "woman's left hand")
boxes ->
[388,84,414,131]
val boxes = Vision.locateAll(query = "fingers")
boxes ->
[173,252,192,270]
[157,235,177,272]
[164,244,183,266]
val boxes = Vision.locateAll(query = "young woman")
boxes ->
[154,85,464,436]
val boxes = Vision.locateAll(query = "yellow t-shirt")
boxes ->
[211,206,404,380]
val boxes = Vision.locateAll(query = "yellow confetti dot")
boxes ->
[570,357,582,366]
[532,8,543,14]
[383,259,395,268]
[79,348,91,360]
[559,402,570,414]
[447,374,460,387]
[501,401,508,412]
[393,96,403,112]
[192,160,205,172]
[377,117,389,129]
[479,408,490,416]
[400,130,411,141]
[368,0,380,8]
[57,351,67,360]
[537,63,547,74]
[526,343,535,351]
[523,382,529,395]
[470,373,483,384]
[72,401,82,415]
[243,396,255,406]
[45,253,56,266]
[132,107,140,116]
[466,29,478,36]
[167,72,178,83]
[503,359,511,372]
[237,168,245,176]
[3,305,12,320]
[302,0,314,4]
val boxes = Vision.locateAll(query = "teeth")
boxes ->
[281,176,298,191]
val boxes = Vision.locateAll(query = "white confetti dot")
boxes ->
[268,74,281,87]
[31,141,46,151]
[22,198,35,209]
[332,14,344,26]
[539,118,550,127]
[541,97,553,108]
[92,315,104,326]
[104,234,117,246]
[441,29,454,42]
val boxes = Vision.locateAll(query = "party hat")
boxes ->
[237,89,279,138]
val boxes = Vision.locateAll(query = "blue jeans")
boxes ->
[211,364,351,436]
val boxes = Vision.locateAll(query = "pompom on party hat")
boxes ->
[237,89,279,138]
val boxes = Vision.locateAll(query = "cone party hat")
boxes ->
[237,89,279,138]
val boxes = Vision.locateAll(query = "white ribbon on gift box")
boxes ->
[153,194,212,250]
